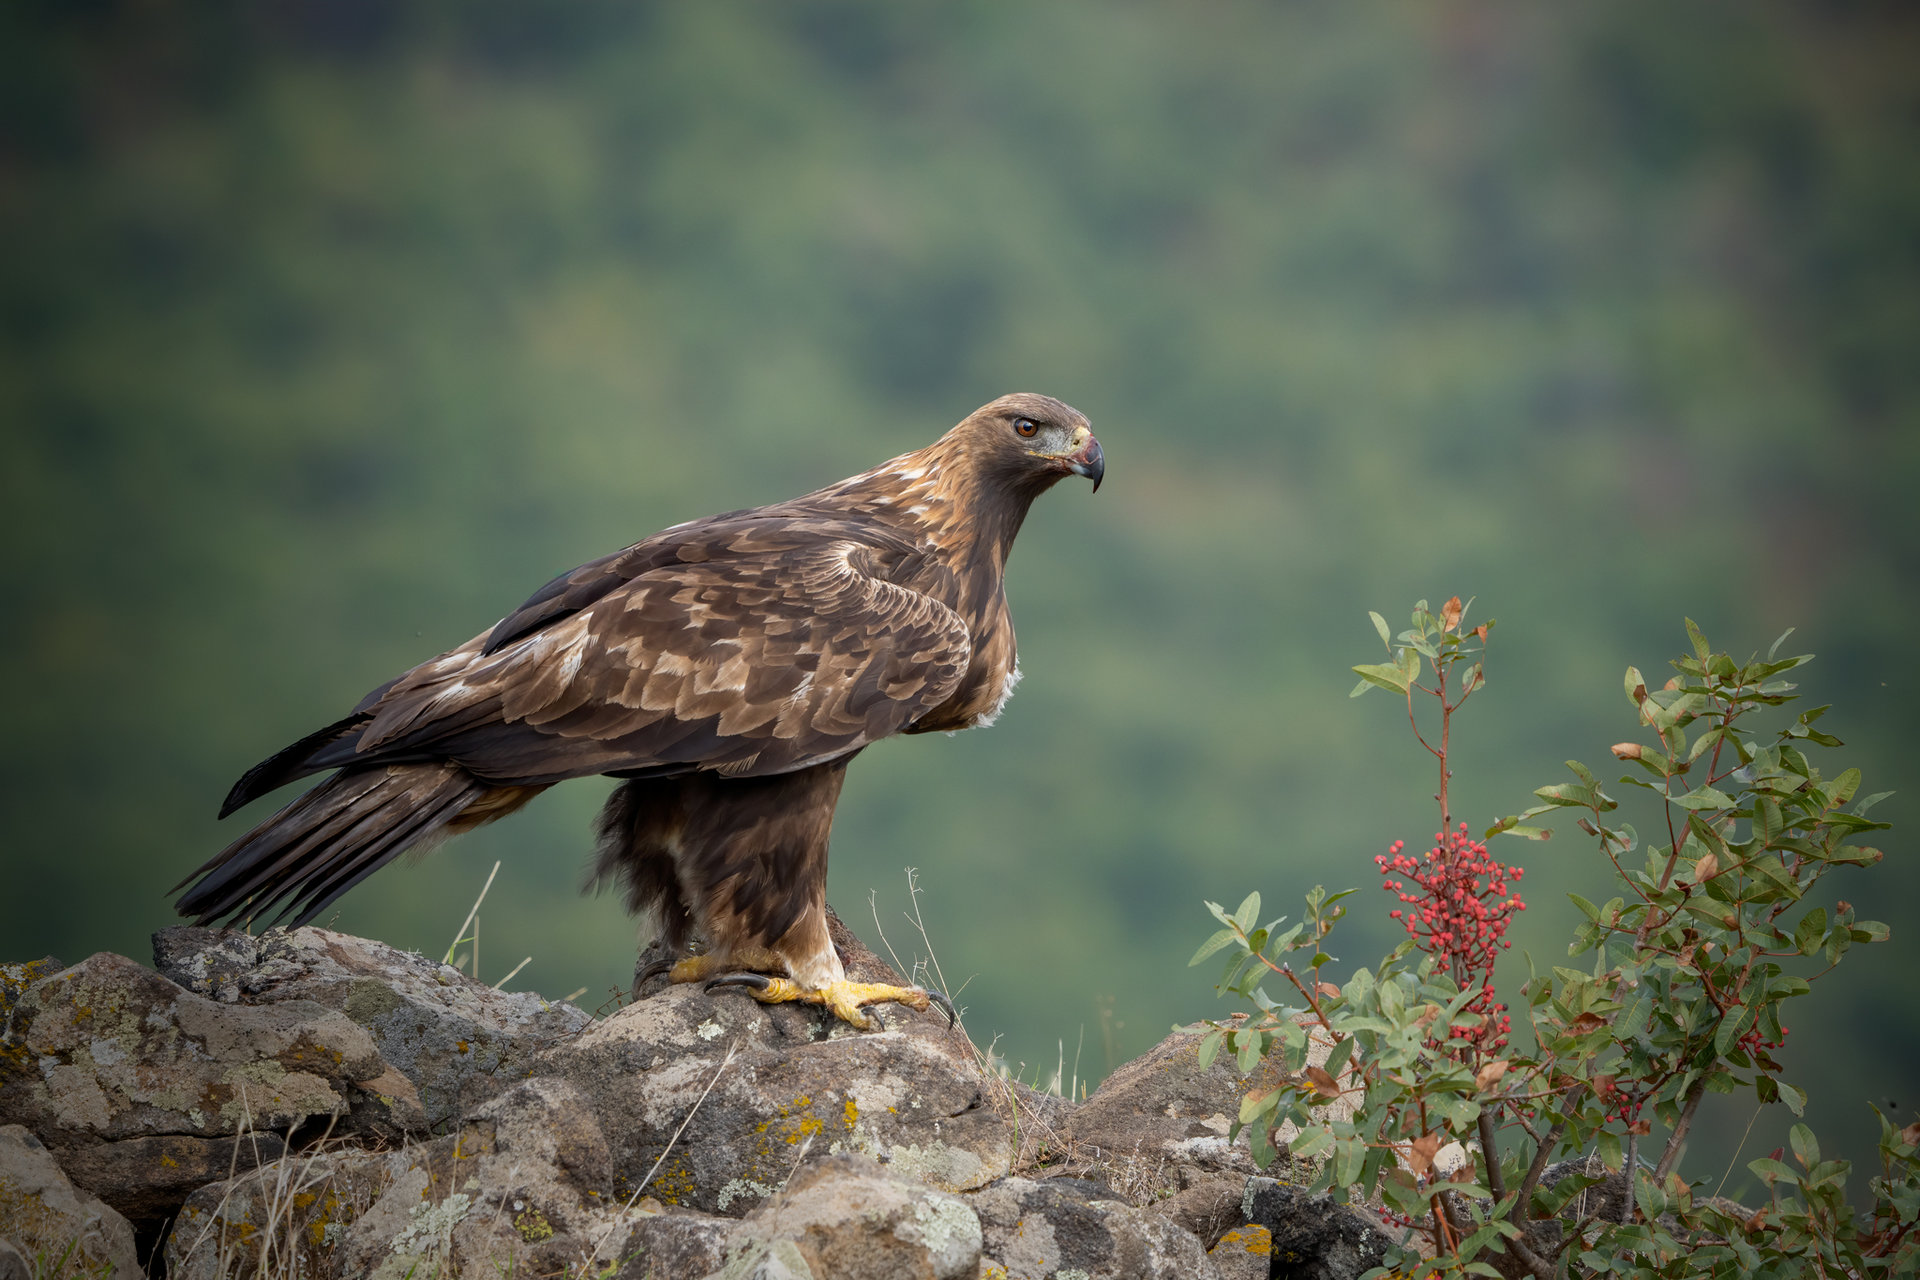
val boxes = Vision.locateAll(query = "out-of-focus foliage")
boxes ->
[1,1,1914,1187]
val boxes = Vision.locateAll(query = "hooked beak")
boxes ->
[1065,429,1105,493]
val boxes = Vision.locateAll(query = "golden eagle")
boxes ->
[177,394,1104,1029]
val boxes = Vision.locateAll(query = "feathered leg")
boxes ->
[593,763,951,1029]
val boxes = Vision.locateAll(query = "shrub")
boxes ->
[1193,598,1919,1278]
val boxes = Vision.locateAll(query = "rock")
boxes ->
[0,958,63,1024]
[154,924,591,1129]
[1157,1169,1255,1248]
[0,951,424,1154]
[711,1153,982,1280]
[1241,1178,1391,1280]
[0,1123,142,1280]
[1208,1222,1274,1280]
[968,1174,1222,1280]
[168,1076,628,1280]
[1069,1014,1354,1198]
[55,1131,288,1225]
[615,1209,734,1278]
[545,919,1011,1215]
[165,1143,403,1280]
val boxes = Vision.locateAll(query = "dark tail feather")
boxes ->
[220,714,372,819]
[178,763,486,928]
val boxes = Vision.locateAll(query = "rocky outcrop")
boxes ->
[169,1075,627,1280]
[154,926,592,1131]
[3,923,1408,1279]
[0,949,424,1235]
[969,1175,1222,1279]
[1241,1177,1391,1280]
[0,1123,142,1280]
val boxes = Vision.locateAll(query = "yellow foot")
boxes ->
[705,973,956,1031]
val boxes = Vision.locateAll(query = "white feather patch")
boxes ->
[971,660,1022,728]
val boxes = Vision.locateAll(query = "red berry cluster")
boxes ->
[1736,1024,1789,1058]
[1376,823,1526,1052]
[1595,1076,1639,1123]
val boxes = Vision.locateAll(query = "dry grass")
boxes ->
[867,868,1088,1175]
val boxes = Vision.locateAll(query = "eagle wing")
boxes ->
[314,534,972,787]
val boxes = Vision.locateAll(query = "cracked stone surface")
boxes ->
[0,1123,142,1280]
[968,1175,1223,1280]
[545,917,1012,1215]
[0,951,422,1153]
[154,924,591,1130]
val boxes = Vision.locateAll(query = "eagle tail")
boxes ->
[218,713,372,819]
[177,763,485,928]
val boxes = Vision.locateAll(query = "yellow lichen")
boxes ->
[1213,1224,1273,1257]
[514,1207,554,1243]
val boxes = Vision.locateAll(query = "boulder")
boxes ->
[1240,1178,1391,1280]
[169,1076,629,1280]
[54,1131,288,1226]
[1068,1014,1354,1198]
[615,1209,734,1278]
[0,951,424,1159]
[1208,1222,1275,1280]
[967,1174,1222,1280]
[0,1123,142,1280]
[154,924,592,1130]
[546,919,1011,1216]
[712,1153,983,1280]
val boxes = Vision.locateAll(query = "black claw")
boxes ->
[927,989,957,1029]
[705,972,772,995]
[863,1006,887,1032]
[635,957,674,987]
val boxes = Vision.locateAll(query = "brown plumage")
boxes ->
[177,393,1103,1026]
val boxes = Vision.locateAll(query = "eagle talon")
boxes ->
[927,989,957,1029]
[705,972,775,995]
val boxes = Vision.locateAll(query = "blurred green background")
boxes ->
[4,1,1915,1198]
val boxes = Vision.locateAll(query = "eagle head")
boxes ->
[957,392,1105,495]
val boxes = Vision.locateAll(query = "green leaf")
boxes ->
[1793,908,1827,956]
[1671,785,1736,811]
[1855,790,1894,817]
[1233,892,1261,932]
[1597,1129,1623,1172]
[1369,610,1392,649]
[1197,1028,1223,1071]
[1352,662,1411,695]
[1190,929,1238,967]
[1532,782,1594,809]
[1790,1123,1819,1169]
[1779,1081,1808,1117]
[1289,1125,1333,1161]
[1334,1134,1363,1187]
[1625,665,1648,706]
[1768,628,1795,661]
[1686,617,1710,662]
[1714,1004,1749,1057]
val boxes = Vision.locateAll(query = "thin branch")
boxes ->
[1653,1077,1709,1183]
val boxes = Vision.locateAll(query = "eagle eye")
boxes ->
[1013,417,1040,438]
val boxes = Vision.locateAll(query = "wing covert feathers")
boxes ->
[332,539,972,786]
